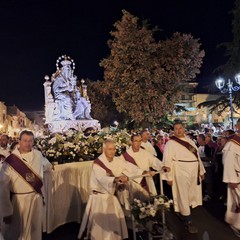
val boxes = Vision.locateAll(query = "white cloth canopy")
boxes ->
[43,161,93,233]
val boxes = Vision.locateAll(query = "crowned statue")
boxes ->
[43,55,100,133]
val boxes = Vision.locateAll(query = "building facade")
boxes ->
[0,102,34,137]
[170,93,240,127]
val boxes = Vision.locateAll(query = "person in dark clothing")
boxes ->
[153,134,165,161]
[215,136,228,201]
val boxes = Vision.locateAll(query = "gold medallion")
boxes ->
[26,173,35,182]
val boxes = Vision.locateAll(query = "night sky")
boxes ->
[0,0,236,111]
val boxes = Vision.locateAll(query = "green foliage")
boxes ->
[86,79,125,127]
[100,10,204,126]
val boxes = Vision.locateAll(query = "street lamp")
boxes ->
[215,75,240,129]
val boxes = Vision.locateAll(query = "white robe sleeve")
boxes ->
[147,152,163,171]
[92,164,115,194]
[223,144,239,183]
[149,143,157,157]
[162,141,174,181]
[42,156,53,172]
[0,163,13,217]
[120,157,144,177]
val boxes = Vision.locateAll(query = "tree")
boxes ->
[86,79,124,127]
[100,10,204,126]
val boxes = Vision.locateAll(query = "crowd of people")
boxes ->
[0,118,239,240]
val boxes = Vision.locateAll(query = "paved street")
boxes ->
[42,197,239,240]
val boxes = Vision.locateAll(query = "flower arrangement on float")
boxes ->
[35,128,131,164]
[131,195,173,235]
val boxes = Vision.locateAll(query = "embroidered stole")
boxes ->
[5,153,43,195]
[228,134,240,146]
[122,151,150,193]
[94,158,114,177]
[170,136,201,185]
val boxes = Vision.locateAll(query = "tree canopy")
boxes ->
[99,10,204,126]
[86,79,124,127]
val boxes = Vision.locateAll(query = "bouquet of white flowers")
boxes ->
[131,195,173,225]
[35,128,131,164]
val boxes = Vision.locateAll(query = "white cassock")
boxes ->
[122,147,163,196]
[0,147,11,159]
[0,148,52,240]
[78,153,144,240]
[222,139,240,230]
[162,137,205,216]
[141,141,157,156]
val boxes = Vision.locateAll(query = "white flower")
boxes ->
[64,142,75,149]
[165,202,170,208]
[139,213,147,219]
[48,137,57,145]
[140,207,145,213]
[150,209,156,217]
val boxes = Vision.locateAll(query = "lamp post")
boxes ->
[215,74,240,129]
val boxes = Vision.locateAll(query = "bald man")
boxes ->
[78,139,147,240]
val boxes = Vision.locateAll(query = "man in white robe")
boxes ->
[162,121,205,234]
[141,129,157,156]
[121,133,168,197]
[78,139,147,240]
[222,132,240,237]
[0,130,52,240]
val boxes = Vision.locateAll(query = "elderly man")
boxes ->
[0,130,52,240]
[222,124,240,237]
[121,133,168,197]
[78,139,148,240]
[162,121,205,234]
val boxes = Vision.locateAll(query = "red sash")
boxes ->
[5,154,43,195]
[94,158,114,177]
[122,152,138,166]
[170,136,199,159]
[122,151,150,193]
[170,136,201,185]
[228,134,240,146]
